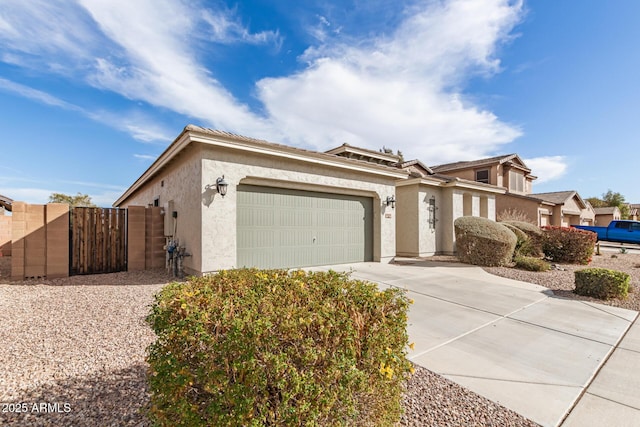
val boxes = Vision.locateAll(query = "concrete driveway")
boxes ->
[309,260,639,427]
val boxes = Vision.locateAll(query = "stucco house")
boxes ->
[431,154,594,226]
[530,191,594,226]
[114,125,503,275]
[0,194,12,256]
[594,206,621,225]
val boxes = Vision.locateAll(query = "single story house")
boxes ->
[114,125,503,275]
[531,191,594,226]
[0,194,12,256]
[594,206,621,226]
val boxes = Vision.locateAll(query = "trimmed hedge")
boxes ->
[146,269,412,426]
[455,216,517,267]
[574,268,630,299]
[541,226,597,265]
[514,256,551,272]
[502,220,544,257]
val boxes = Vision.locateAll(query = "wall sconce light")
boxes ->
[216,175,228,197]
[385,195,396,209]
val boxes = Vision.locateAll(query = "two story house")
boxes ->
[431,154,594,227]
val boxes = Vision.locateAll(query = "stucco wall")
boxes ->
[117,145,203,274]
[200,146,399,273]
[563,196,582,213]
[395,183,443,257]
[395,184,419,256]
[496,194,540,224]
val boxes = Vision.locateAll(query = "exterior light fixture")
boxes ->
[385,195,396,209]
[216,175,228,197]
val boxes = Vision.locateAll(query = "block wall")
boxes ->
[11,202,69,280]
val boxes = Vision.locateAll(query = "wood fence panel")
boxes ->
[71,207,127,275]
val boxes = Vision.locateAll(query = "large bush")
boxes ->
[541,226,597,265]
[574,268,630,299]
[455,216,517,266]
[502,220,544,257]
[146,269,412,426]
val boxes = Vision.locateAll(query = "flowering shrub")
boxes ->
[455,216,517,266]
[541,226,597,265]
[574,268,630,299]
[146,269,412,426]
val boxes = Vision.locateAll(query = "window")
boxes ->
[508,170,524,192]
[475,169,489,184]
[631,223,640,232]
[153,197,160,207]
[615,222,631,230]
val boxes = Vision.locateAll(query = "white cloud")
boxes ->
[1,0,527,165]
[0,78,81,111]
[133,154,158,161]
[201,8,281,45]
[524,156,568,184]
[257,0,525,163]
[78,0,281,139]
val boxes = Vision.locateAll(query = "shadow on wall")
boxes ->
[0,364,151,426]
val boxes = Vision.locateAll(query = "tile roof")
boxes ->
[531,190,582,206]
[430,154,527,172]
[593,207,620,215]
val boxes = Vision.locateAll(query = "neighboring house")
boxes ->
[431,154,594,226]
[0,194,12,215]
[431,154,537,195]
[628,204,639,221]
[0,194,12,256]
[114,126,503,275]
[531,191,594,226]
[594,206,622,225]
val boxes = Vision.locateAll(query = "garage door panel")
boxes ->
[237,185,373,268]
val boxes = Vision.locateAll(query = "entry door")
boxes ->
[237,185,373,268]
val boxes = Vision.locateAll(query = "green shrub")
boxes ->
[574,268,630,299]
[501,223,536,259]
[146,269,412,426]
[502,220,544,257]
[514,256,551,272]
[454,216,517,266]
[541,226,597,264]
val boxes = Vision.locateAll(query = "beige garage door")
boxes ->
[237,185,373,268]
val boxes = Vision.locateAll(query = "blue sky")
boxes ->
[1,0,638,207]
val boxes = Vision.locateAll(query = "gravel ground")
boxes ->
[0,256,539,426]
[483,251,640,312]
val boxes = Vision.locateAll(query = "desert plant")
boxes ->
[454,216,517,266]
[574,268,630,299]
[502,220,544,257]
[541,226,597,265]
[146,269,412,426]
[514,256,551,272]
[497,208,534,224]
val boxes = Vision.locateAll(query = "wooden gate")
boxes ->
[70,207,127,275]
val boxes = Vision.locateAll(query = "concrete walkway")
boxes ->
[309,260,640,427]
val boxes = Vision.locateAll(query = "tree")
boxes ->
[587,189,630,219]
[48,192,96,207]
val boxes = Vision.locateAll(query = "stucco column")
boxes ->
[471,194,481,217]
